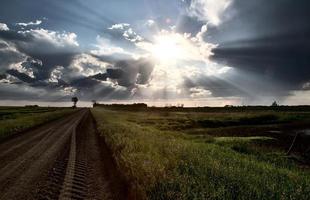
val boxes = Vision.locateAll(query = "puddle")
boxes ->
[299,129,310,136]
[267,129,310,137]
[268,130,282,134]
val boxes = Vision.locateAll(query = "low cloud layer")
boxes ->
[16,20,42,27]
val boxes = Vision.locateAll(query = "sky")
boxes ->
[0,0,309,107]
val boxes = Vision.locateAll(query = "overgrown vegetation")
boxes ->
[92,108,310,200]
[0,107,75,140]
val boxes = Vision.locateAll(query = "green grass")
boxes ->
[0,107,75,140]
[0,107,62,120]
[92,108,310,200]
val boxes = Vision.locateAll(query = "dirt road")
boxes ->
[0,109,125,200]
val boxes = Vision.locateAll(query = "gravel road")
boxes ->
[0,109,124,200]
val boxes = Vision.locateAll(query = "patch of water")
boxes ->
[300,129,310,136]
[268,130,282,134]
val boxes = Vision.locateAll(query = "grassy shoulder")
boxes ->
[92,108,310,200]
[0,107,75,140]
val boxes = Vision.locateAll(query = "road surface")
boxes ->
[0,109,126,200]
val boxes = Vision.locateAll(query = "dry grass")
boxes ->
[92,108,310,200]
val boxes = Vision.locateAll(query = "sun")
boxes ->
[136,31,204,64]
[151,34,184,62]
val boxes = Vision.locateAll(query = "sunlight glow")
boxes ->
[136,30,216,64]
[152,34,184,61]
[134,30,232,101]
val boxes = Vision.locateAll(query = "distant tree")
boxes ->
[92,100,97,107]
[176,103,184,108]
[271,101,278,107]
[71,97,78,108]
[25,105,39,108]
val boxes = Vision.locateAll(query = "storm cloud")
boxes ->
[207,0,310,96]
[0,28,79,82]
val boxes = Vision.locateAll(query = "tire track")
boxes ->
[59,112,88,200]
[0,109,119,200]
[0,109,87,200]
[0,115,77,178]
[0,112,79,170]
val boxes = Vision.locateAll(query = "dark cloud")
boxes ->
[26,53,76,80]
[0,48,25,72]
[66,76,133,101]
[182,68,291,105]
[63,57,156,101]
[50,56,155,101]
[208,0,310,95]
[0,28,79,82]
[211,34,310,87]
[0,41,9,49]
[91,58,154,88]
[0,82,64,101]
[91,68,122,81]
[70,76,100,89]
[204,0,310,43]
[92,53,133,63]
[0,27,154,102]
[0,74,6,80]
[184,72,245,98]
[6,69,36,83]
[0,30,32,43]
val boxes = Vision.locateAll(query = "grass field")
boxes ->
[0,106,75,140]
[92,108,310,200]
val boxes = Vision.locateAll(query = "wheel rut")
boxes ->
[0,109,124,200]
[59,125,87,200]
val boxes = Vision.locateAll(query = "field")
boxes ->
[92,107,310,200]
[0,106,75,140]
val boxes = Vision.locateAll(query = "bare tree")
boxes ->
[71,97,78,108]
